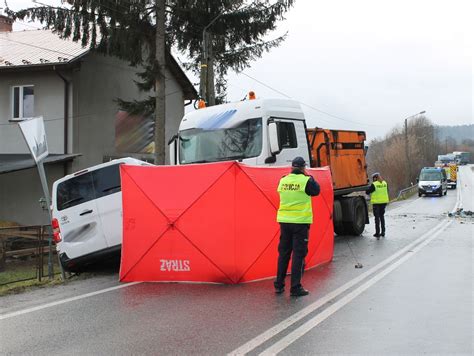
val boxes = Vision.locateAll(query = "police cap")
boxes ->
[291,156,307,168]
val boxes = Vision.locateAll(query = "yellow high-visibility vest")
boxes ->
[371,180,389,204]
[277,174,313,224]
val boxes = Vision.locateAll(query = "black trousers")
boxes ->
[373,203,386,234]
[275,223,309,290]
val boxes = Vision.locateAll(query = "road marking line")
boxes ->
[228,218,449,356]
[259,219,453,355]
[0,282,141,321]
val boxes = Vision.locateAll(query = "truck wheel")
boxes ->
[333,200,345,236]
[342,197,366,236]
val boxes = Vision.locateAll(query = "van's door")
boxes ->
[55,172,107,259]
[92,163,123,248]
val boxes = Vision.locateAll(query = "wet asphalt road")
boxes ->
[1,166,472,355]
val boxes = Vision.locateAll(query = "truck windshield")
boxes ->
[419,172,442,181]
[179,118,262,164]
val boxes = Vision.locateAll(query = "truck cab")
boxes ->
[170,98,309,166]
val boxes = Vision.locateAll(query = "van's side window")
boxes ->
[277,122,297,149]
[57,173,95,211]
[92,164,122,199]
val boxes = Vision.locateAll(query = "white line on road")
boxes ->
[0,282,141,321]
[228,218,450,356]
[258,219,453,355]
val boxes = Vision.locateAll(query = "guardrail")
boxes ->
[394,184,418,201]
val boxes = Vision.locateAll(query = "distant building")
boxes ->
[0,16,197,224]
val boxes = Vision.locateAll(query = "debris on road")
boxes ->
[448,208,474,218]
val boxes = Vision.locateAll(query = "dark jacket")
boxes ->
[291,169,320,196]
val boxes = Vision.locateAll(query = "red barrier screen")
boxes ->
[119,162,334,283]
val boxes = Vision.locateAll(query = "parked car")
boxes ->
[417,167,447,197]
[51,158,152,271]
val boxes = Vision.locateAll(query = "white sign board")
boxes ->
[18,116,49,163]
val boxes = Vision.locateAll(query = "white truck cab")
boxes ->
[169,98,310,167]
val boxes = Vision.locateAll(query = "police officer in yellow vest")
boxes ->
[275,157,320,297]
[366,172,389,239]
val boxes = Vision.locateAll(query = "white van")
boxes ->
[51,158,152,271]
[417,167,448,197]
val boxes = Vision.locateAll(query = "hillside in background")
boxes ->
[367,119,473,197]
[435,124,474,143]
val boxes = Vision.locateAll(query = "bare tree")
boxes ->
[367,116,441,198]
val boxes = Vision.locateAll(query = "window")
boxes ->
[57,172,95,211]
[56,164,123,211]
[12,85,34,120]
[92,164,122,199]
[179,118,263,164]
[277,122,297,149]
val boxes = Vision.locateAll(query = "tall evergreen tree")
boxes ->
[8,0,294,159]
[168,0,295,104]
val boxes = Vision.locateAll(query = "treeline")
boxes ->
[367,117,442,198]
[435,124,474,144]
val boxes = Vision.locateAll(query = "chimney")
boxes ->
[0,15,13,32]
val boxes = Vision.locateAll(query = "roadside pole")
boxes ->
[18,117,66,280]
[37,160,54,279]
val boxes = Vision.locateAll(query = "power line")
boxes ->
[237,71,386,127]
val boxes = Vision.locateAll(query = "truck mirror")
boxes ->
[268,122,281,155]
[168,135,178,165]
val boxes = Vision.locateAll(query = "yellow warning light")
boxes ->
[248,91,256,100]
[198,99,206,109]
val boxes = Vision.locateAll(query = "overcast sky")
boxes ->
[7,0,473,140]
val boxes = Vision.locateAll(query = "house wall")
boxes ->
[0,71,66,154]
[0,53,188,225]
[0,163,64,225]
[72,53,185,170]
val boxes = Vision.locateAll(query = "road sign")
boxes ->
[18,117,49,163]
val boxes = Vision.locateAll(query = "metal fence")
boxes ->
[394,184,418,201]
[0,225,58,286]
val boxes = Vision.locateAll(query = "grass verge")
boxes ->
[0,260,62,296]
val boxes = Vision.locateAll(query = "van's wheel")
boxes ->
[418,192,422,197]
[342,197,366,236]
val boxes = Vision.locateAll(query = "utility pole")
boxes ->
[199,32,208,103]
[154,0,166,164]
[207,34,216,106]
[200,13,224,106]
[405,118,411,186]
[404,110,426,186]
